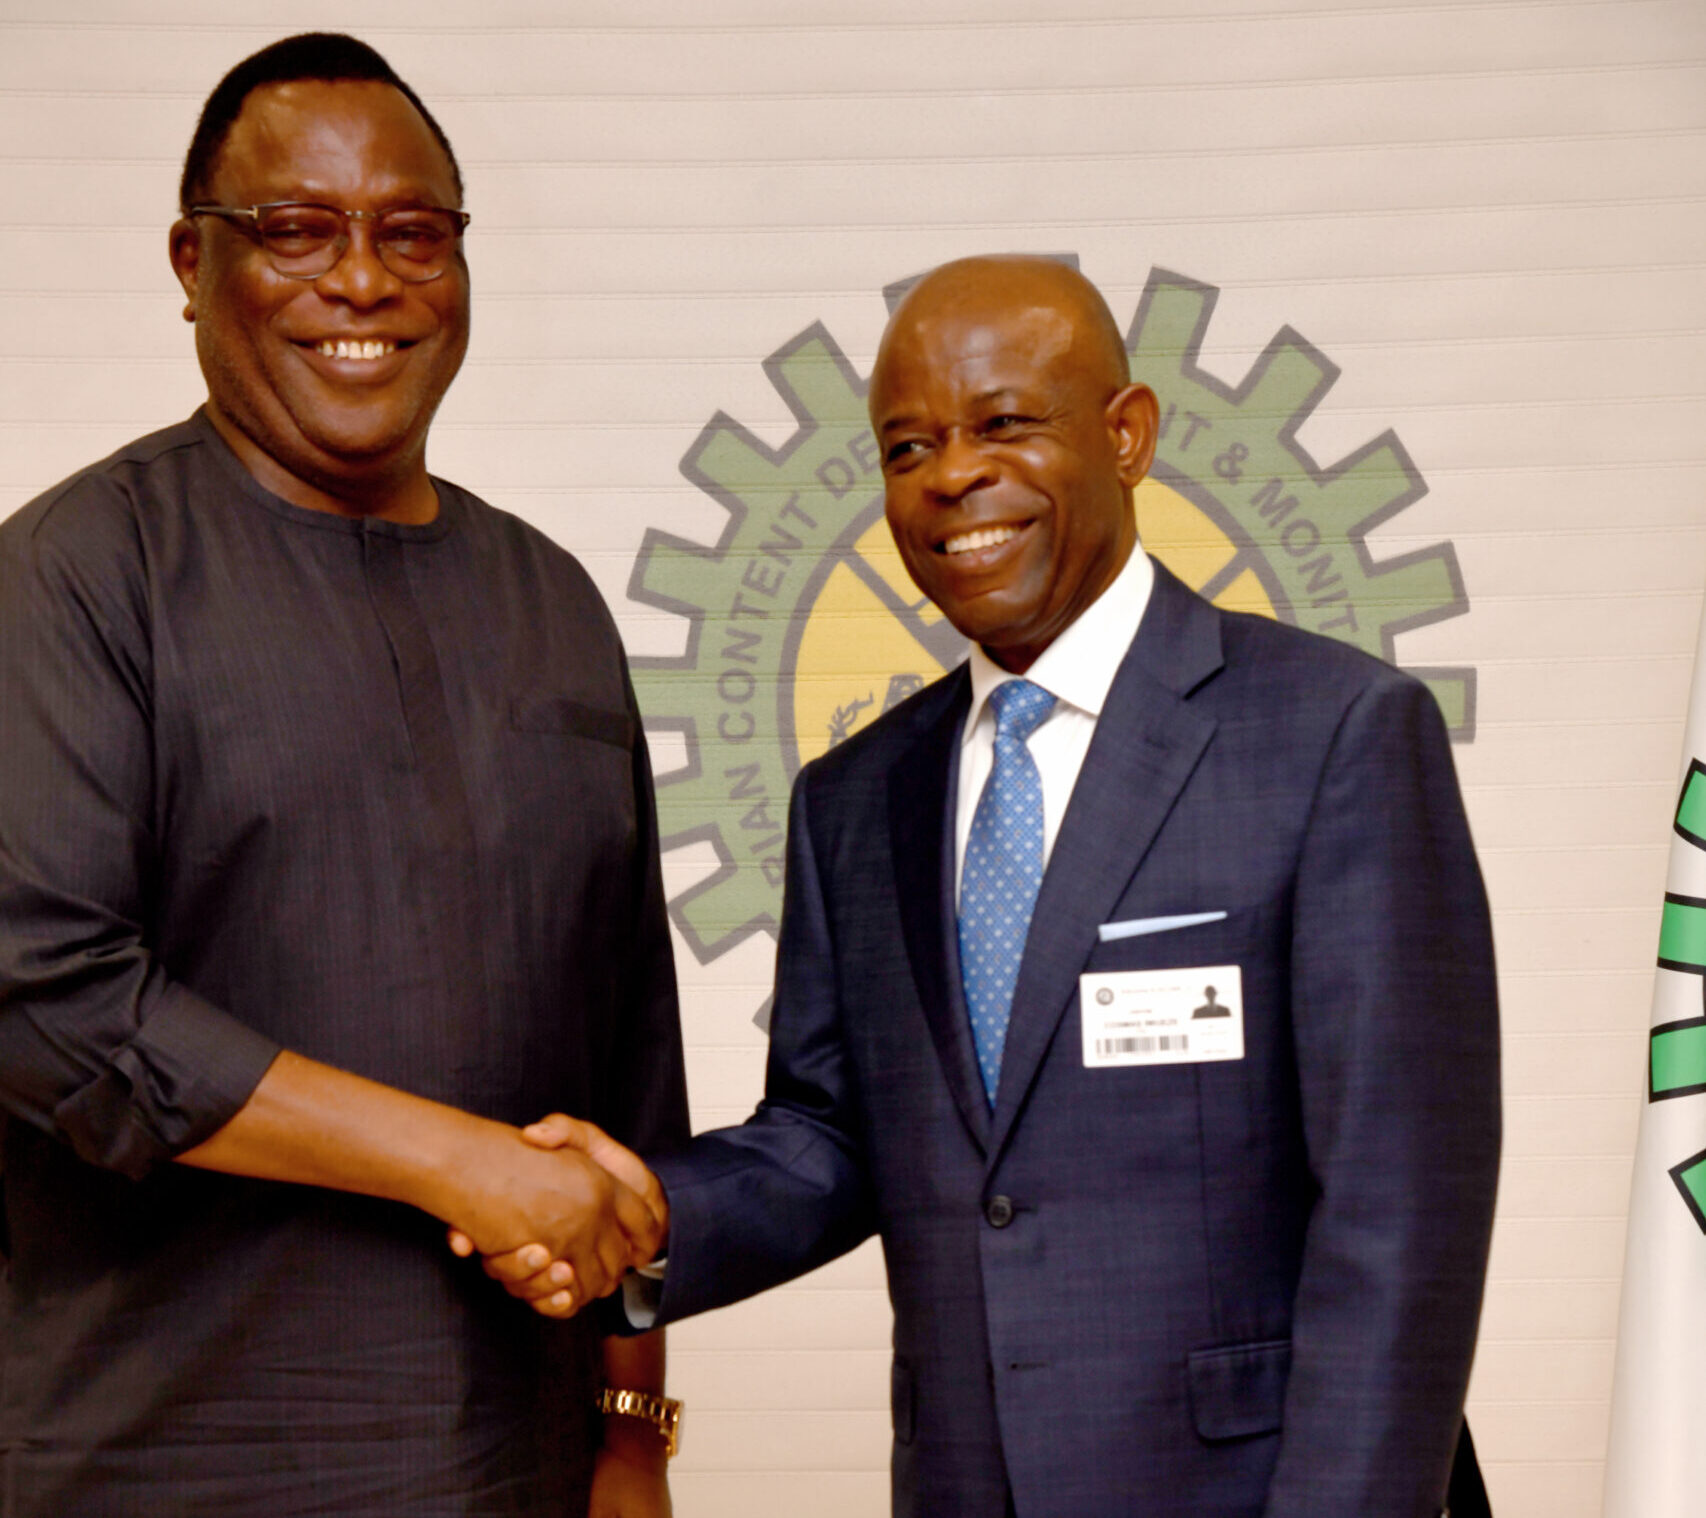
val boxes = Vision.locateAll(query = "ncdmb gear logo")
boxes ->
[630,264,1473,977]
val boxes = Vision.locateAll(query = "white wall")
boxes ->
[5,4,1704,1513]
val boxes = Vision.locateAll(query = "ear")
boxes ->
[169,217,202,320]
[1105,382,1159,488]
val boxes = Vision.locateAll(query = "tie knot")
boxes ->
[988,679,1055,744]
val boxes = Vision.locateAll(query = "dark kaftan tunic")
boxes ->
[0,413,689,1515]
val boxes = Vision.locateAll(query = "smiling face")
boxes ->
[169,79,469,522]
[869,259,1158,673]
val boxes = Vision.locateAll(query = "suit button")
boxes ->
[985,1195,1014,1228]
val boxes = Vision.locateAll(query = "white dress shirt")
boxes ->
[954,546,1154,901]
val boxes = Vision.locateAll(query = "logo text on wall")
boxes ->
[630,265,1473,969]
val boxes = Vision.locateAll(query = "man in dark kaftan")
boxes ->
[0,33,687,1517]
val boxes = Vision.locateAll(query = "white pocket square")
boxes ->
[1097,910,1228,943]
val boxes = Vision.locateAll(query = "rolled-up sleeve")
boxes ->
[0,482,277,1179]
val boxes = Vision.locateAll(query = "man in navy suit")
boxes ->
[489,255,1501,1517]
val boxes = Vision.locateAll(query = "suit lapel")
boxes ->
[887,671,990,1151]
[986,562,1225,1165]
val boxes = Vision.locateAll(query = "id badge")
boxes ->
[1079,965,1245,1068]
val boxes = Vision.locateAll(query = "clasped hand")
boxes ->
[448,1114,665,1316]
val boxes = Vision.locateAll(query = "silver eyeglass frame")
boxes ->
[185,202,471,283]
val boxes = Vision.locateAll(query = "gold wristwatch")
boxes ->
[597,1386,684,1458]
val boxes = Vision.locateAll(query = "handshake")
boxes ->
[444,1113,663,1319]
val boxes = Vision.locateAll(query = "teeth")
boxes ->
[943,525,1020,555]
[316,339,396,360]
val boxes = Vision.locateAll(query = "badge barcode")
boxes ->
[1098,1034,1189,1056]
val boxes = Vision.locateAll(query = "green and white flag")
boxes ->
[1604,606,1706,1518]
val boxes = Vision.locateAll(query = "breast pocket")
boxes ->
[1074,900,1287,1087]
[1082,900,1278,976]
[508,693,635,749]
[499,694,638,872]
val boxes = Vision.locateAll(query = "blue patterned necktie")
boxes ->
[959,678,1057,1105]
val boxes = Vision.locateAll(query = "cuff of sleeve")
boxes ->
[53,980,281,1180]
[620,1262,666,1331]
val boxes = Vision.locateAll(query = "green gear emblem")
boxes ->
[630,265,1474,964]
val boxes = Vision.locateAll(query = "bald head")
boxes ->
[868,255,1159,673]
[874,256,1131,407]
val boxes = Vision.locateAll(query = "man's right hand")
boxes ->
[444,1128,664,1307]
[448,1115,667,1317]
[174,1051,662,1310]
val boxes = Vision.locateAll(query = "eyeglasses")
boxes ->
[186,201,471,283]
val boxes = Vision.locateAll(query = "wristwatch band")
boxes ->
[597,1386,683,1459]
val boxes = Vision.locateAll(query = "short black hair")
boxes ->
[179,32,462,211]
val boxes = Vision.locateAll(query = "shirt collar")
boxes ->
[962,546,1155,746]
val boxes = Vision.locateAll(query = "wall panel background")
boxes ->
[4,4,1703,1513]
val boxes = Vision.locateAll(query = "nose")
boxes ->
[312,220,404,308]
[928,431,997,501]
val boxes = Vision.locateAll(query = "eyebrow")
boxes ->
[235,169,453,204]
[878,386,1035,431]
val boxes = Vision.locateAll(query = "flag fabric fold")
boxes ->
[1604,604,1706,1518]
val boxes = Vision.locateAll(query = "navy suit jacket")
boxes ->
[653,561,1500,1518]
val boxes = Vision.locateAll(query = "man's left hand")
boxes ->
[588,1436,672,1518]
